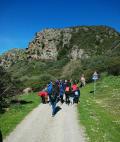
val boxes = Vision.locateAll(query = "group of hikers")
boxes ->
[38,75,86,116]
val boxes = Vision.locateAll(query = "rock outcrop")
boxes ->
[0,25,120,68]
[26,28,73,60]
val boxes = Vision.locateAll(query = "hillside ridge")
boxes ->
[0,25,120,68]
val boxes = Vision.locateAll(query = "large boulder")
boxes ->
[23,87,32,94]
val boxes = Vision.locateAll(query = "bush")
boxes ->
[57,45,69,60]
[30,74,56,91]
[0,67,18,111]
[107,57,120,75]
[61,60,83,79]
[81,55,120,81]
[81,55,109,71]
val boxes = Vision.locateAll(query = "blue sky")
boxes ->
[0,0,120,54]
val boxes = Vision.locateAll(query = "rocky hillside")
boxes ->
[27,25,120,60]
[0,25,120,68]
[0,48,26,68]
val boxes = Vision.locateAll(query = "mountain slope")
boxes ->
[27,25,120,60]
[0,25,120,90]
[0,25,120,68]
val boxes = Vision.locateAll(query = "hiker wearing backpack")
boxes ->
[72,81,78,92]
[74,87,80,104]
[54,81,60,102]
[47,81,53,101]
[49,83,58,116]
[38,85,48,104]
[59,81,64,104]
[71,81,78,104]
[38,90,48,104]
[62,80,67,92]
[66,80,73,105]
[65,82,71,105]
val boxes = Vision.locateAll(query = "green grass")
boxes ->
[78,75,120,142]
[0,92,40,138]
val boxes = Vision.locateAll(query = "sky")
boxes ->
[0,0,120,54]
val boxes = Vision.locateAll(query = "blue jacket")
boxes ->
[47,82,53,95]
[59,84,64,96]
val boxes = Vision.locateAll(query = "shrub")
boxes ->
[107,57,120,75]
[57,44,69,60]
[0,67,18,111]
[84,69,95,82]
[30,74,56,91]
[61,60,83,79]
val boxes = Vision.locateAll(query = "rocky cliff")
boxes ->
[27,26,120,61]
[0,25,120,68]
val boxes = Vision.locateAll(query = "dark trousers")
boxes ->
[41,96,45,104]
[65,93,69,104]
[51,101,56,115]
[60,95,64,103]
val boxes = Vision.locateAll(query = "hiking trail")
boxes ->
[4,103,86,142]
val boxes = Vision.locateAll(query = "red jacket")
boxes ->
[38,91,48,97]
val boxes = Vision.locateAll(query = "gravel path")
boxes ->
[4,103,86,142]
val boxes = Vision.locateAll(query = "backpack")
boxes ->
[47,83,52,94]
[65,86,70,92]
[50,87,57,103]
[75,91,79,96]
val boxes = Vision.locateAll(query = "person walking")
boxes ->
[54,81,60,102]
[38,90,48,104]
[47,81,53,102]
[65,83,71,105]
[74,87,80,104]
[80,74,86,87]
[71,81,78,104]
[47,81,53,94]
[49,83,58,116]
[59,81,64,104]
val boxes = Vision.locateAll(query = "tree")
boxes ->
[0,66,17,111]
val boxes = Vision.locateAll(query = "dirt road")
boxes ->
[4,103,86,142]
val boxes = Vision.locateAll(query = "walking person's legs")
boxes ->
[69,97,73,105]
[67,95,70,105]
[65,93,67,104]
[41,96,44,103]
[51,102,56,116]
[60,95,63,104]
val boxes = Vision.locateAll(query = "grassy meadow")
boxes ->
[78,75,120,142]
[0,92,40,138]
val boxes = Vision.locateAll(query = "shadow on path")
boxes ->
[54,106,62,115]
